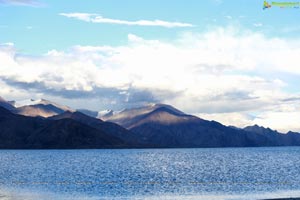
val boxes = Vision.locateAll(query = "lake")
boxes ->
[0,147,300,200]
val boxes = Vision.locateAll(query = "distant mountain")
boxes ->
[50,111,138,144]
[27,118,125,149]
[244,124,279,135]
[77,109,114,119]
[0,96,16,111]
[1,96,300,149]
[13,99,70,110]
[104,104,276,147]
[98,109,114,119]
[14,99,73,118]
[76,109,99,118]
[102,103,185,129]
[0,106,128,149]
[244,125,300,146]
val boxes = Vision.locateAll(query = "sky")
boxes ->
[0,0,300,132]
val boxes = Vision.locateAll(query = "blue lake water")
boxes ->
[0,147,300,200]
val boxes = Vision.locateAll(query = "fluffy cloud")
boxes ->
[198,106,300,133]
[59,13,194,28]
[0,27,300,131]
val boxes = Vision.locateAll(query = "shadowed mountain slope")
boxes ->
[50,111,138,144]
[0,107,128,149]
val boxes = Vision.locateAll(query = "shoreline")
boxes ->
[1,191,300,200]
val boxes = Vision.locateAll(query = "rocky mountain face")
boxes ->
[13,99,73,118]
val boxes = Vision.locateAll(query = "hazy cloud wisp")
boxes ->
[59,13,194,28]
[0,0,42,6]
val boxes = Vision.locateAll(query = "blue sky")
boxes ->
[2,0,300,53]
[0,0,300,132]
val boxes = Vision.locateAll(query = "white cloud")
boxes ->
[197,93,300,133]
[59,13,194,28]
[198,108,300,133]
[0,27,300,131]
[1,42,14,46]
[197,112,254,128]
[60,13,94,22]
[253,23,263,27]
[253,111,300,133]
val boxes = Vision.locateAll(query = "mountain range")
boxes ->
[0,96,299,149]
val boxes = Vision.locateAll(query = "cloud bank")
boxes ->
[59,13,194,28]
[0,27,299,132]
